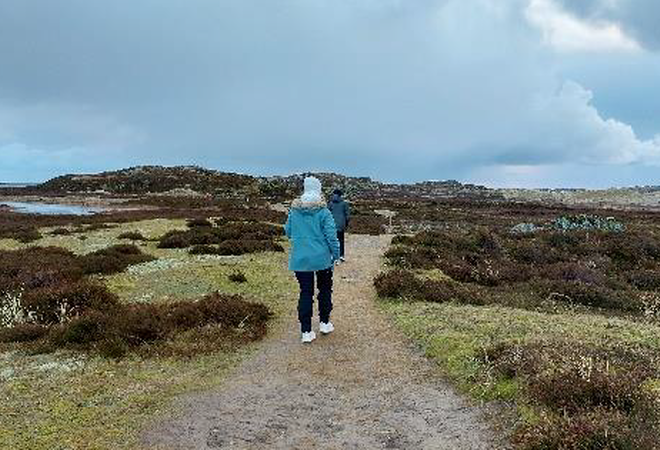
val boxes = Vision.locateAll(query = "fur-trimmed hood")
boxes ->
[290,197,327,211]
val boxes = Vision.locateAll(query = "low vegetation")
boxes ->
[379,216,660,316]
[376,213,660,449]
[158,218,284,255]
[0,217,294,449]
[0,198,286,248]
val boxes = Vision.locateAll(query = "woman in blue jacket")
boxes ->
[284,177,341,343]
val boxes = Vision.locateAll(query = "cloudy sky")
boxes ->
[0,0,659,187]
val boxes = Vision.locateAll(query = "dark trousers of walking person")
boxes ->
[337,231,345,258]
[295,268,333,333]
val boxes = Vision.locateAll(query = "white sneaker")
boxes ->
[319,322,334,335]
[339,257,346,262]
[301,331,316,343]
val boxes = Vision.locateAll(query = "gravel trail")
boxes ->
[143,234,502,449]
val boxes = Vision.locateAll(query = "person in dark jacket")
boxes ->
[284,177,341,343]
[327,189,350,262]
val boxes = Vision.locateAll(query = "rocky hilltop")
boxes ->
[32,165,501,201]
[37,166,255,196]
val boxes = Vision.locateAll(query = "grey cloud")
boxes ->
[553,0,660,50]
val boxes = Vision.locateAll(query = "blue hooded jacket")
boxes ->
[284,198,340,272]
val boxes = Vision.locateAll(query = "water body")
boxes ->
[1,201,104,216]
[0,183,38,188]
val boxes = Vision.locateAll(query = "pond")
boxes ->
[0,201,105,216]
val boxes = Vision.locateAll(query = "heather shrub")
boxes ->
[384,245,412,266]
[4,292,272,357]
[374,270,421,299]
[111,304,164,346]
[229,270,247,283]
[157,230,192,248]
[189,245,220,255]
[374,269,485,305]
[486,341,659,449]
[414,230,453,248]
[438,258,531,286]
[542,262,607,286]
[83,223,117,232]
[513,409,633,450]
[349,215,385,235]
[186,218,213,228]
[385,246,440,269]
[605,241,646,269]
[210,222,282,240]
[386,220,660,315]
[50,227,72,236]
[80,244,155,275]
[627,269,660,290]
[534,280,636,311]
[158,221,283,254]
[0,246,83,292]
[215,240,284,255]
[508,239,564,265]
[0,323,49,343]
[50,310,109,345]
[20,281,120,325]
[530,366,650,415]
[473,228,502,255]
[188,230,219,246]
[0,245,152,333]
[117,231,147,241]
[1,227,42,243]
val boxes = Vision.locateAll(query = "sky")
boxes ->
[0,0,659,188]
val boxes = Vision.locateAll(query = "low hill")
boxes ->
[37,166,255,196]
[34,165,501,201]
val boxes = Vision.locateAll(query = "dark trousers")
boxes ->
[337,231,345,258]
[295,268,333,333]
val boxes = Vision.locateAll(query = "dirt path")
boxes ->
[143,234,501,449]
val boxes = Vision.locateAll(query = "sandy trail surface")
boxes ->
[143,234,501,449]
